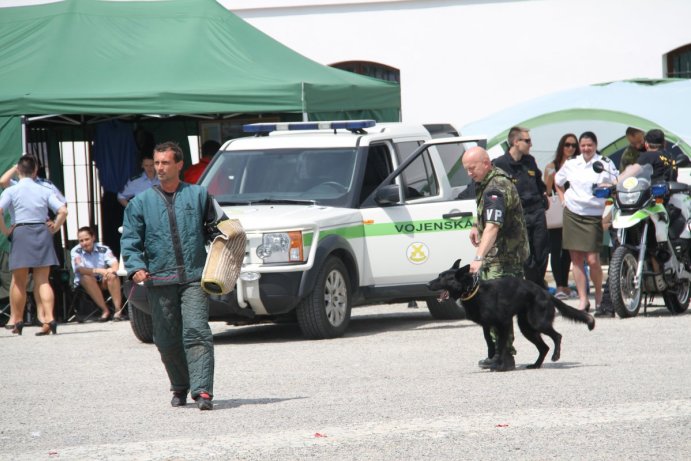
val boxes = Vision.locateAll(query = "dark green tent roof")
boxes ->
[0,0,400,118]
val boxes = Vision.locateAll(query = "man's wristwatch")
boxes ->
[473,255,484,261]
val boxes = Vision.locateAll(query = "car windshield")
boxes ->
[200,148,358,207]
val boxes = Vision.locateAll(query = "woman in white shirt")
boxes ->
[555,132,618,312]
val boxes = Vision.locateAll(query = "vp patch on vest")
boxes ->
[483,188,505,224]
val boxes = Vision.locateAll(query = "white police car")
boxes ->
[127,120,485,341]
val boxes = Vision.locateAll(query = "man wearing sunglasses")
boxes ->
[492,126,550,289]
[481,126,548,367]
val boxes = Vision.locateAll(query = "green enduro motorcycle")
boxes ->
[594,162,691,317]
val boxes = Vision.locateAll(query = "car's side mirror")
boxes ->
[374,184,401,205]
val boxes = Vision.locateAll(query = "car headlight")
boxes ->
[617,191,641,206]
[256,231,304,263]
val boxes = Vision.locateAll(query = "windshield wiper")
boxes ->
[249,198,317,206]
[217,200,251,206]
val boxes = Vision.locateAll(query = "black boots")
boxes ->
[171,391,187,407]
[478,353,515,371]
[478,355,498,369]
[194,392,213,411]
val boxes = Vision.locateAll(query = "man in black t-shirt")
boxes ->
[636,129,677,183]
[627,130,690,268]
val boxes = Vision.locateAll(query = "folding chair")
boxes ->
[0,250,10,326]
[65,281,127,323]
[0,293,38,326]
[0,299,10,326]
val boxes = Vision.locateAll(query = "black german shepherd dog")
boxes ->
[427,260,595,371]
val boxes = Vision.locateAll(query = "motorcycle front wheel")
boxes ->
[609,246,642,318]
[663,279,690,314]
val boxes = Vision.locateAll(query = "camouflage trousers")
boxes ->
[481,261,524,356]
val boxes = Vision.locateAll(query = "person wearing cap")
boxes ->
[613,130,690,288]
[634,129,677,183]
[631,130,690,264]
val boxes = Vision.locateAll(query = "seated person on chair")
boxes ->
[71,226,124,321]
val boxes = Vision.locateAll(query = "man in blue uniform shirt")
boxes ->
[118,156,159,206]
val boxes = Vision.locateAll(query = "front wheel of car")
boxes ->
[425,297,466,320]
[130,305,154,343]
[296,256,352,339]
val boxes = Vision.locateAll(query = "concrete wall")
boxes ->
[222,0,691,128]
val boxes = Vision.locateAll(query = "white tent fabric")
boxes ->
[461,79,691,169]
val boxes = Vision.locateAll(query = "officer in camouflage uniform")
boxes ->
[463,147,529,371]
[618,127,646,172]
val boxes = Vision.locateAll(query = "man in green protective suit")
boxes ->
[122,141,226,410]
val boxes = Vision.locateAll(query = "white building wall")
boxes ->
[222,0,691,128]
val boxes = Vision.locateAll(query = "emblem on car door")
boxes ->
[406,242,429,264]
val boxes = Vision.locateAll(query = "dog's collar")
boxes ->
[459,272,480,301]
[460,285,479,301]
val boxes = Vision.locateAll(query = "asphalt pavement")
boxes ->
[0,299,689,460]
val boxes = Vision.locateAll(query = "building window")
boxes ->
[666,44,691,78]
[330,61,400,83]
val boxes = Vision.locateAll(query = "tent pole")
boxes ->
[301,82,308,121]
[21,115,28,152]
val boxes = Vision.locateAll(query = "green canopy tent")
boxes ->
[0,0,401,168]
[0,0,401,270]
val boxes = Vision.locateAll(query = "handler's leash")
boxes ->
[460,272,481,301]
[122,265,185,313]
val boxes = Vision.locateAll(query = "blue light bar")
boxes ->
[243,120,376,133]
